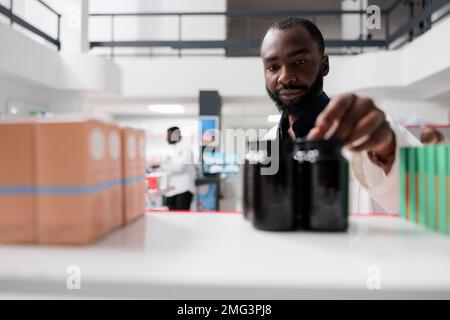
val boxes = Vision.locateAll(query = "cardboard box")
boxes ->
[35,119,112,244]
[105,123,123,231]
[136,129,147,216]
[121,128,147,224]
[0,122,35,243]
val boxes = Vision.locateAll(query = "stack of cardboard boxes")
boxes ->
[121,127,147,224]
[400,144,450,235]
[0,121,35,243]
[0,119,147,244]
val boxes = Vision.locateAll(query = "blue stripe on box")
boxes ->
[122,176,146,185]
[0,176,145,195]
[0,186,35,195]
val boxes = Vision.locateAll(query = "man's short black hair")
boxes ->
[270,17,325,54]
[167,126,180,133]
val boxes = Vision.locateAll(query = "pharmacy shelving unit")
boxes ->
[0,212,449,299]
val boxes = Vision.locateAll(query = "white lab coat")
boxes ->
[349,117,421,213]
[160,140,196,198]
[266,116,421,214]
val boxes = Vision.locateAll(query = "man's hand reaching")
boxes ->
[308,93,396,174]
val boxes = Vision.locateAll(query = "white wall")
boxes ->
[0,19,121,116]
[1,1,449,126]
[117,57,265,98]
[0,75,83,116]
[3,1,449,101]
[0,21,120,92]
[376,96,450,125]
[89,0,226,56]
[8,0,60,43]
[113,16,450,97]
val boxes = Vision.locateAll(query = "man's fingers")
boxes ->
[309,94,387,149]
[307,127,322,140]
[350,122,392,152]
[345,109,385,146]
[331,98,372,141]
[315,93,357,136]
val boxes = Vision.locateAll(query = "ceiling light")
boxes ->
[9,107,19,115]
[147,104,185,114]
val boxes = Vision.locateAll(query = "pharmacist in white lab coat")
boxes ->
[261,17,422,214]
[154,127,196,210]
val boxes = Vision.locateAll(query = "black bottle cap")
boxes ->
[294,137,344,150]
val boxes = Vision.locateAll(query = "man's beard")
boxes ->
[266,74,323,117]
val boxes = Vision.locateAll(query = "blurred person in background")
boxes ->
[153,127,196,210]
[420,126,445,144]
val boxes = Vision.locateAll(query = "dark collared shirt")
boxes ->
[278,92,330,140]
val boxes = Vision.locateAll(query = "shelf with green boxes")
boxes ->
[400,144,449,235]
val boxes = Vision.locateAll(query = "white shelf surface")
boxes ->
[0,213,450,299]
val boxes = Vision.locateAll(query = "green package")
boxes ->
[408,147,417,222]
[399,147,408,219]
[426,145,437,230]
[417,147,427,225]
[447,144,450,234]
[437,144,447,234]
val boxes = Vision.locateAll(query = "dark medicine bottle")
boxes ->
[243,138,297,231]
[294,139,349,231]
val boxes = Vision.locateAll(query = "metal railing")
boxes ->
[89,0,449,57]
[0,0,61,50]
